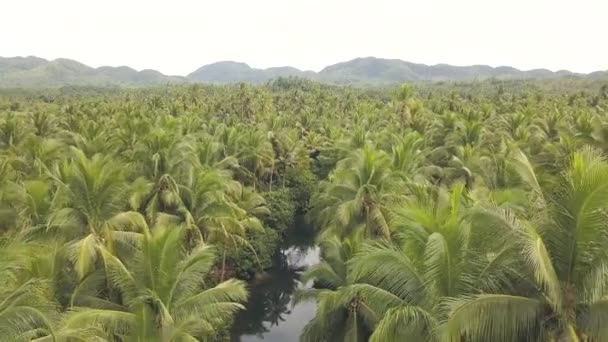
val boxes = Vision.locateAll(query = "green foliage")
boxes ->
[0,78,608,341]
[285,167,317,212]
[224,226,280,279]
[262,189,296,233]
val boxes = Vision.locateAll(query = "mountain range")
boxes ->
[0,56,185,88]
[1,56,606,88]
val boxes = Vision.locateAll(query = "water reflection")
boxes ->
[231,220,319,342]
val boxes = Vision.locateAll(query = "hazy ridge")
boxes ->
[1,56,606,88]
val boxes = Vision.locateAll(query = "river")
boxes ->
[231,219,319,342]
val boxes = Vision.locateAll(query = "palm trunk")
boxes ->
[557,324,580,342]
[269,160,274,192]
[102,225,113,254]
[562,285,580,342]
[220,247,227,282]
[282,168,287,188]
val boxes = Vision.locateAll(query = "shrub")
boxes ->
[262,189,296,233]
[224,226,280,279]
[285,167,317,212]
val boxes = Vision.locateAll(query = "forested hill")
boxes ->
[0,56,186,87]
[2,55,607,87]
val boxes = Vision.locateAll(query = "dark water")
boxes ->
[231,218,319,342]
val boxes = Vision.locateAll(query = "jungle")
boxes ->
[1,78,608,341]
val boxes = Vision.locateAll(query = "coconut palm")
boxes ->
[132,127,184,181]
[313,147,399,239]
[179,168,265,280]
[390,131,425,182]
[0,112,29,149]
[238,130,274,190]
[295,236,372,342]
[13,136,66,177]
[447,147,608,341]
[0,237,57,340]
[13,179,54,233]
[48,147,148,280]
[337,183,518,341]
[97,224,248,341]
[182,135,239,173]
[129,174,188,228]
[0,159,21,229]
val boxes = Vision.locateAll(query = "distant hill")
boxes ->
[0,56,185,87]
[589,70,608,80]
[190,57,596,84]
[187,61,316,83]
[318,58,580,83]
[0,55,606,88]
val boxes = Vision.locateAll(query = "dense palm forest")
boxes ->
[1,78,608,341]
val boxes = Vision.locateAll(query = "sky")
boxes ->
[1,0,607,76]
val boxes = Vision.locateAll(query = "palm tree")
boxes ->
[30,110,57,137]
[447,147,608,341]
[68,119,119,157]
[129,174,189,228]
[0,112,28,149]
[181,135,239,173]
[13,179,54,233]
[0,158,21,230]
[295,236,374,342]
[48,147,147,280]
[313,146,400,239]
[132,127,184,181]
[179,168,265,280]
[97,224,248,341]
[268,131,307,190]
[238,130,273,190]
[390,131,425,182]
[13,136,66,177]
[334,183,519,341]
[0,237,58,340]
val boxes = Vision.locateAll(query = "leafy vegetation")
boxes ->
[1,77,608,341]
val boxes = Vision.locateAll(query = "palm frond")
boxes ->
[66,234,98,280]
[63,308,135,337]
[348,245,426,306]
[370,305,439,342]
[99,247,139,306]
[446,294,544,342]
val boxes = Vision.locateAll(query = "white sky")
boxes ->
[1,0,607,75]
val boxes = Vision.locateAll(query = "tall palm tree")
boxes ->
[313,147,399,239]
[132,127,184,181]
[295,236,373,342]
[390,131,425,182]
[180,168,265,280]
[49,147,147,280]
[13,179,54,233]
[447,147,608,341]
[96,224,248,341]
[181,135,239,173]
[0,237,57,340]
[68,119,119,157]
[129,174,189,228]
[13,136,66,177]
[337,183,519,341]
[0,112,28,149]
[238,130,273,190]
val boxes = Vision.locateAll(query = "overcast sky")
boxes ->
[1,0,606,75]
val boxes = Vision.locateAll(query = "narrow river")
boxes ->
[231,220,319,341]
